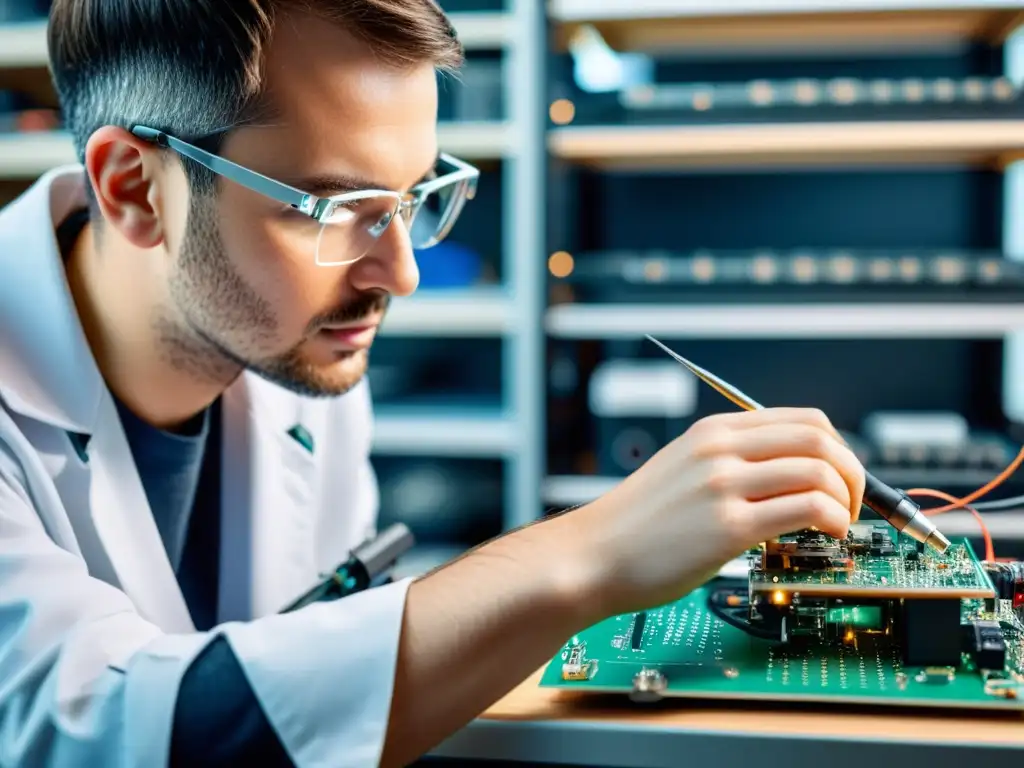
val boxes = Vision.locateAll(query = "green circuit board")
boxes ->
[749,527,993,598]
[540,532,1024,710]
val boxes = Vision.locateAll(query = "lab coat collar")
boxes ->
[0,167,322,627]
[0,166,105,434]
[0,167,195,631]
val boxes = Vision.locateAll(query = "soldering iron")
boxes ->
[861,473,950,554]
[646,335,952,555]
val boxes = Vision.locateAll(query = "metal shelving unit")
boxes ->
[548,1,1024,56]
[381,287,515,336]
[373,406,519,457]
[503,0,546,530]
[540,1,1024,548]
[546,303,1024,339]
[549,120,1024,169]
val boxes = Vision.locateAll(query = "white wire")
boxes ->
[971,494,1024,511]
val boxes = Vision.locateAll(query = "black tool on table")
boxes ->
[280,522,416,613]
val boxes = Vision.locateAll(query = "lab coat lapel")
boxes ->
[0,167,194,633]
[84,390,196,632]
[219,374,320,621]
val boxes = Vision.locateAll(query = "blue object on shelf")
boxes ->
[414,240,481,288]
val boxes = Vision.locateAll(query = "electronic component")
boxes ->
[541,525,1024,711]
[560,641,596,681]
[630,611,647,650]
[762,531,848,570]
[966,621,1007,671]
[903,600,962,667]
[631,668,668,702]
[983,561,1024,609]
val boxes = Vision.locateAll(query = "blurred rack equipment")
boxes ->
[541,0,1024,562]
[557,249,1024,304]
[587,357,696,474]
[572,75,1024,126]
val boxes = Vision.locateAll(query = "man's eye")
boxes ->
[324,206,358,225]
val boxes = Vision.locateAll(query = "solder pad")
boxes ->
[540,536,1024,710]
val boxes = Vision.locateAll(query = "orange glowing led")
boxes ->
[548,251,574,278]
[549,99,575,125]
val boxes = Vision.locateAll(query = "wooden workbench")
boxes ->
[427,668,1024,767]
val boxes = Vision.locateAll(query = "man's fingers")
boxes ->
[727,422,866,520]
[746,491,853,542]
[731,457,851,512]
[709,406,843,440]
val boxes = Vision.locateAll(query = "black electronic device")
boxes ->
[280,523,415,613]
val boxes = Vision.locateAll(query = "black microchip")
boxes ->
[630,612,647,650]
[966,620,1006,671]
[903,600,962,666]
[869,531,894,555]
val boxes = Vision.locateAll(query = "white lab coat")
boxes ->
[0,167,411,767]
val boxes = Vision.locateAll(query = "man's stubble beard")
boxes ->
[157,193,386,398]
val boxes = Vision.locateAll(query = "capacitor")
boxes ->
[982,561,1024,608]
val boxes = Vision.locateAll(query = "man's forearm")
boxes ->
[379,513,600,767]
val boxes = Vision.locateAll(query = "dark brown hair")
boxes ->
[47,0,463,191]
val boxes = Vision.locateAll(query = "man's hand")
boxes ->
[561,406,866,618]
[381,406,865,766]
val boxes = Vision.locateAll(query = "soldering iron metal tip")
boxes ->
[925,530,952,555]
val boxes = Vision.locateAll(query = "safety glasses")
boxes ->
[131,125,479,266]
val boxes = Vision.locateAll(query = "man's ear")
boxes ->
[83,126,168,249]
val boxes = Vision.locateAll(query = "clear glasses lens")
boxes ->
[408,176,476,249]
[312,170,477,267]
[315,194,401,267]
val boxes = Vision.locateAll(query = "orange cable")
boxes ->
[906,444,1024,514]
[902,488,994,561]
[900,444,1024,562]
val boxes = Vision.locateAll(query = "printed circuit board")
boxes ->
[540,525,1024,710]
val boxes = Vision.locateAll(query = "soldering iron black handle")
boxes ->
[861,472,908,519]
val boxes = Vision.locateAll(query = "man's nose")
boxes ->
[348,217,420,298]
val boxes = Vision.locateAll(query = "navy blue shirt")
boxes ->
[57,210,293,766]
[114,399,208,573]
[113,396,220,631]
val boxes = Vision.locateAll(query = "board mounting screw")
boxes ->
[630,668,668,702]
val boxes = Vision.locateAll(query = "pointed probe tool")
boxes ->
[646,335,951,555]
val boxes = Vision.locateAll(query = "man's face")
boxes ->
[161,14,434,397]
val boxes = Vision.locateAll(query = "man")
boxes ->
[0,0,866,765]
